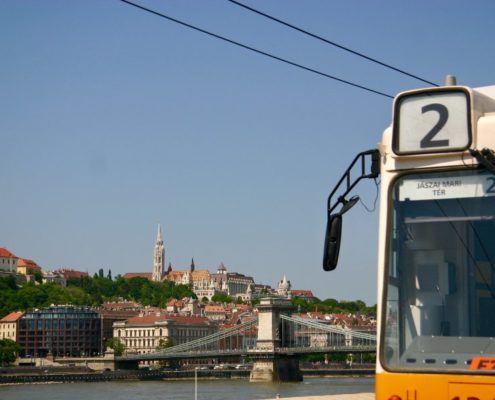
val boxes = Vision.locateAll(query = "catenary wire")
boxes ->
[118,0,394,99]
[227,0,438,87]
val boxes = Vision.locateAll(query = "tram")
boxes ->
[323,78,495,399]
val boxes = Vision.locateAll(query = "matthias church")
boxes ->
[149,224,257,302]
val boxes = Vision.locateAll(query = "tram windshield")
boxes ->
[383,168,495,372]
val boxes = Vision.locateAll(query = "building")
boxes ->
[152,224,165,282]
[165,260,218,300]
[98,301,142,348]
[113,313,216,355]
[291,290,317,302]
[211,263,255,300]
[204,304,227,321]
[165,298,201,316]
[0,311,24,341]
[17,258,42,276]
[54,268,89,281]
[0,248,18,273]
[42,270,67,286]
[17,306,102,357]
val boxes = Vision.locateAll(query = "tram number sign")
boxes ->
[393,88,472,155]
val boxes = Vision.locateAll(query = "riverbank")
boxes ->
[0,367,374,385]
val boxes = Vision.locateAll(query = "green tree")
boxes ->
[291,297,313,313]
[156,338,174,350]
[105,338,125,356]
[211,293,234,303]
[30,269,43,284]
[156,338,175,368]
[0,339,21,366]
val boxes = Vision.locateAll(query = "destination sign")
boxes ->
[399,173,495,201]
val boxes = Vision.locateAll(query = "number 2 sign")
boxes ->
[392,88,472,155]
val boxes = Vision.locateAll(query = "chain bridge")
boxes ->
[117,297,376,381]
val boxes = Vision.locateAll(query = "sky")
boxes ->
[1,0,494,305]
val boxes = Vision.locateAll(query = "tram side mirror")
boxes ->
[323,214,342,271]
[323,195,359,271]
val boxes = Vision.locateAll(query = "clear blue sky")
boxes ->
[2,0,494,305]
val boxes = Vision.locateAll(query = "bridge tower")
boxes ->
[250,297,302,382]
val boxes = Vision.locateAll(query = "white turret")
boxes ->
[152,224,165,281]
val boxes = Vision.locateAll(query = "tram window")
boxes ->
[383,169,495,371]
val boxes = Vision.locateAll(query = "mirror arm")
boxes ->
[327,149,380,215]
[323,149,380,272]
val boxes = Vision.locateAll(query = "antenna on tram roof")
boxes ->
[445,75,457,86]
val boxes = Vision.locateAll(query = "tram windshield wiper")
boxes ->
[469,148,495,175]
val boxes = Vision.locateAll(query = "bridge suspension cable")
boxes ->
[280,314,376,342]
[155,317,258,355]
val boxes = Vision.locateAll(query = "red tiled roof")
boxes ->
[0,248,17,258]
[166,315,210,324]
[18,259,41,270]
[0,311,24,322]
[55,269,89,279]
[291,289,314,297]
[123,272,153,280]
[167,299,185,308]
[204,305,225,313]
[126,314,209,326]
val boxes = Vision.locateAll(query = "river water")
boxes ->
[0,377,374,400]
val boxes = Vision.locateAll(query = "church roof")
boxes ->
[191,269,210,280]
[166,271,188,280]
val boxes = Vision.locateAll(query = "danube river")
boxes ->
[0,377,374,400]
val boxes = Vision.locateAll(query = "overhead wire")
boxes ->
[227,0,438,87]
[118,0,394,99]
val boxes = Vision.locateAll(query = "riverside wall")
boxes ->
[0,367,374,384]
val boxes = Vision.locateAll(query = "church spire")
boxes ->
[190,257,195,272]
[152,223,165,282]
[157,223,162,242]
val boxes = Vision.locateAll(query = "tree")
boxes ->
[156,338,175,368]
[156,338,174,350]
[0,339,21,366]
[105,338,125,356]
[30,269,43,284]
[107,269,112,281]
[211,293,233,303]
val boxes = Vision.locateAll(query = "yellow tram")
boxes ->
[324,79,495,399]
